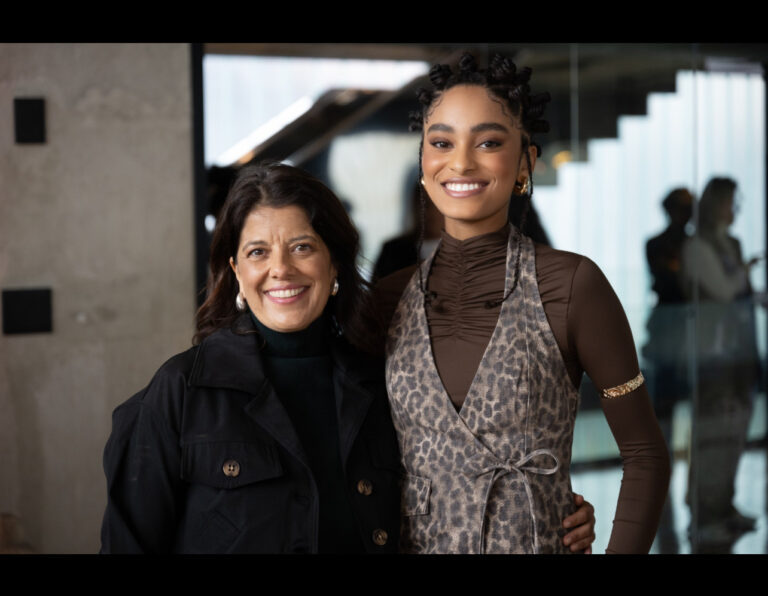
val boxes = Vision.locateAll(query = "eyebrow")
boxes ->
[426,122,509,134]
[471,122,509,133]
[241,234,317,251]
[426,123,453,133]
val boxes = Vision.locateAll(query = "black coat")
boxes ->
[100,318,401,553]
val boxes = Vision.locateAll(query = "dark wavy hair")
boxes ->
[194,162,381,353]
[410,52,551,307]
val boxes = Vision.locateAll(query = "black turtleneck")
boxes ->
[251,313,364,554]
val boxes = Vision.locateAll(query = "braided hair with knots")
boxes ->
[410,52,551,308]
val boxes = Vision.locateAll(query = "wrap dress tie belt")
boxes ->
[467,448,560,553]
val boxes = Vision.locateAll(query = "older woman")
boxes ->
[100,163,400,553]
[378,53,670,554]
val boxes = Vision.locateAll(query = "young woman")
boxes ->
[377,53,670,554]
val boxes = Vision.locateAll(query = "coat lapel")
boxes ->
[188,315,380,472]
[243,384,310,469]
[189,318,310,469]
[331,339,378,468]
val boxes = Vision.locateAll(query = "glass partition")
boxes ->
[201,43,767,553]
[531,44,767,554]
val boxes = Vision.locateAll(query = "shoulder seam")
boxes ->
[566,255,587,354]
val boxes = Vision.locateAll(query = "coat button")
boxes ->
[357,479,373,496]
[222,460,240,477]
[372,528,388,546]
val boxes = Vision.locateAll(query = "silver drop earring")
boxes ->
[236,292,246,311]
[331,279,339,296]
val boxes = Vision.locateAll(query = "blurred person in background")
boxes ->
[643,187,694,552]
[682,176,763,549]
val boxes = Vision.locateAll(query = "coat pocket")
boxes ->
[401,473,431,516]
[181,441,283,489]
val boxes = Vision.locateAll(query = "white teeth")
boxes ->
[266,288,304,298]
[445,182,483,191]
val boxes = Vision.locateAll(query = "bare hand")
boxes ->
[562,493,595,554]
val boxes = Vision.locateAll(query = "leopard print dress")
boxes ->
[385,227,580,554]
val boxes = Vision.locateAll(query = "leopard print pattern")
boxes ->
[385,227,580,554]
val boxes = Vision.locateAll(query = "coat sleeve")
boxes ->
[568,257,671,554]
[100,359,188,553]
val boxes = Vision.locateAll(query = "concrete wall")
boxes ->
[0,43,195,553]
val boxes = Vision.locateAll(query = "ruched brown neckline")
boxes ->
[425,228,508,404]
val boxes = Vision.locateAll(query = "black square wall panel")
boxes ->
[14,98,46,144]
[2,288,53,334]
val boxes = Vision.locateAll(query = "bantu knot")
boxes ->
[429,63,453,89]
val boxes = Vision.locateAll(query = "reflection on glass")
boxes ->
[533,50,766,554]
[643,187,694,553]
[203,55,428,166]
[684,177,764,552]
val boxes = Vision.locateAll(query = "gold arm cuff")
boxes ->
[601,372,645,399]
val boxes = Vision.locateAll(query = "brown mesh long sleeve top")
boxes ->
[374,226,670,554]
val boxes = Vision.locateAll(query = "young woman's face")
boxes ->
[230,205,337,333]
[421,85,536,240]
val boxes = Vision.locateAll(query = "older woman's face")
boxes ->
[230,205,337,333]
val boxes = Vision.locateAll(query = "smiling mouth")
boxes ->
[265,287,306,299]
[443,182,486,192]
